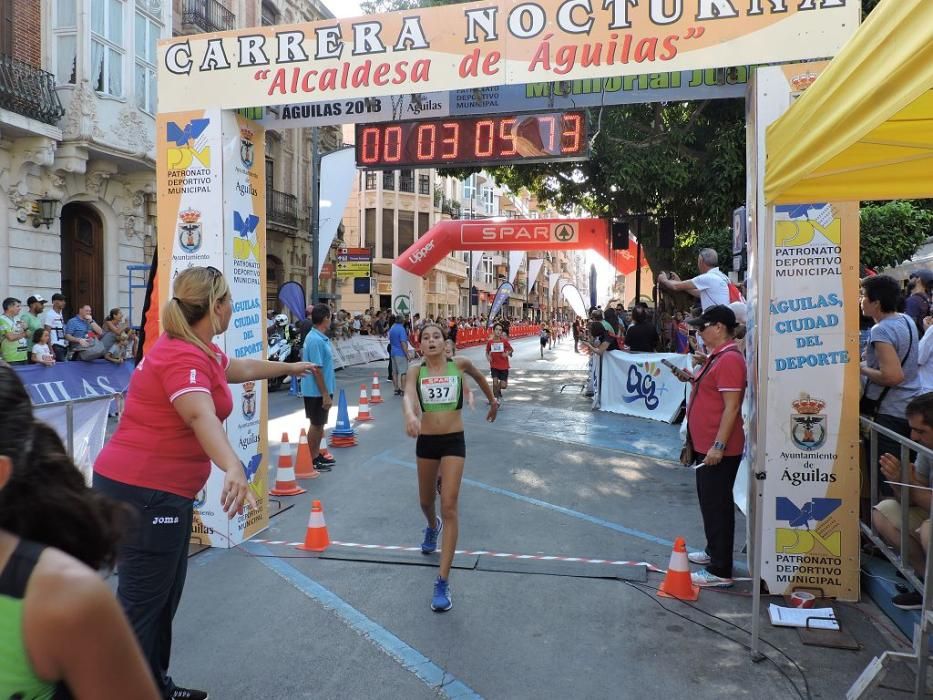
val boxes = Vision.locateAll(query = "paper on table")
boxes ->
[768,603,839,630]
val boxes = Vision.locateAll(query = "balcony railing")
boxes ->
[183,0,236,33]
[268,189,298,229]
[0,55,64,126]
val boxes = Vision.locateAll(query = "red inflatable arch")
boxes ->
[391,218,646,317]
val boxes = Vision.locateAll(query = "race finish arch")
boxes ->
[154,0,863,606]
[391,218,640,319]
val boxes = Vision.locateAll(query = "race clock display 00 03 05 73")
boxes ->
[355,111,588,169]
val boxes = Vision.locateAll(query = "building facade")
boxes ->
[0,0,170,322]
[0,0,338,325]
[339,164,466,319]
[253,0,341,312]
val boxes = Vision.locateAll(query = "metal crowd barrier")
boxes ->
[32,393,124,485]
[855,416,933,697]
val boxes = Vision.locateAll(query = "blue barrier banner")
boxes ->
[15,360,135,405]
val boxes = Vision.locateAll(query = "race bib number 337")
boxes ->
[421,376,459,404]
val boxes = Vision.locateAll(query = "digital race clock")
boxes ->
[355,111,588,169]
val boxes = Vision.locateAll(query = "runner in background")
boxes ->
[539,324,550,358]
[403,323,498,611]
[485,323,513,402]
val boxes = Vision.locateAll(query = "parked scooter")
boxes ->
[267,314,300,391]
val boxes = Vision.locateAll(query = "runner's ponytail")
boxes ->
[0,367,130,569]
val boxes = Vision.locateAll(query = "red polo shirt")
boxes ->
[687,342,746,456]
[486,337,513,370]
[94,334,233,499]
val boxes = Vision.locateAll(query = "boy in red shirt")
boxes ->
[485,323,513,401]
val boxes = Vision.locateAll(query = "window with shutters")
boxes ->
[91,0,125,96]
[364,208,376,248]
[381,208,394,259]
[53,0,77,84]
[398,211,414,252]
[134,6,161,113]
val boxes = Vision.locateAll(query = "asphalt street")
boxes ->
[161,336,912,699]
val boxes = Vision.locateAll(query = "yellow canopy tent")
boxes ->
[765,0,933,205]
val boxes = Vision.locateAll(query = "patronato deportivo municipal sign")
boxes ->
[158,1,857,112]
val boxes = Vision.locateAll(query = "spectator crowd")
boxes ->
[1,293,137,368]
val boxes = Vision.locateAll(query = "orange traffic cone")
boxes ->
[370,374,383,404]
[270,435,306,496]
[294,428,320,480]
[356,384,373,421]
[657,537,700,601]
[297,500,330,551]
[319,436,335,462]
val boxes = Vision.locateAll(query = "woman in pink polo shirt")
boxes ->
[94,266,315,700]
[681,305,746,589]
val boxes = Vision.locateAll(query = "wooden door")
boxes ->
[60,204,103,320]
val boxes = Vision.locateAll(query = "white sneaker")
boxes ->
[687,551,711,566]
[691,569,734,588]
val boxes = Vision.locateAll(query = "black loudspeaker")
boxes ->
[659,217,675,248]
[611,220,630,250]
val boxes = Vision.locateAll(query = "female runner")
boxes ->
[404,323,498,611]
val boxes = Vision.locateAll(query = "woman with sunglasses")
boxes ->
[404,322,498,612]
[94,267,317,699]
[0,366,159,700]
[680,305,746,588]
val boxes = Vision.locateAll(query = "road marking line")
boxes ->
[249,539,666,573]
[382,455,676,549]
[245,543,483,700]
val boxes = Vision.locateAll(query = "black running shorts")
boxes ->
[416,431,466,460]
[304,396,332,427]
[491,368,509,381]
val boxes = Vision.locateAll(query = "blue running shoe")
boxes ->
[431,576,452,612]
[420,516,443,554]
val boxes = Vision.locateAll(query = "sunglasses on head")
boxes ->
[206,265,222,278]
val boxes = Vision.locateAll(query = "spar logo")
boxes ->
[166,118,211,169]
[408,239,435,265]
[554,224,575,242]
[233,211,260,261]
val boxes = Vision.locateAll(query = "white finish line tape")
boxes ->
[249,539,666,573]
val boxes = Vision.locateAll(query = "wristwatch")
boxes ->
[712,440,726,451]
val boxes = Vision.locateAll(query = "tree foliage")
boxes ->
[860,201,933,271]
[671,227,734,281]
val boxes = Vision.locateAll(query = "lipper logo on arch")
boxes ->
[166,118,211,170]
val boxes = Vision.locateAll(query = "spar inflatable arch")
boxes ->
[392,218,642,318]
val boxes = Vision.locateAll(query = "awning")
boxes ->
[765,0,933,205]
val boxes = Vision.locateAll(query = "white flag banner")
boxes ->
[549,273,564,295]
[508,251,524,285]
[527,258,545,291]
[598,351,690,423]
[559,283,587,318]
[317,147,356,274]
[471,251,486,280]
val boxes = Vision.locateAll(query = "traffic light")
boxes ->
[611,219,630,250]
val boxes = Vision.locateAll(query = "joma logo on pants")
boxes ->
[152,516,180,525]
